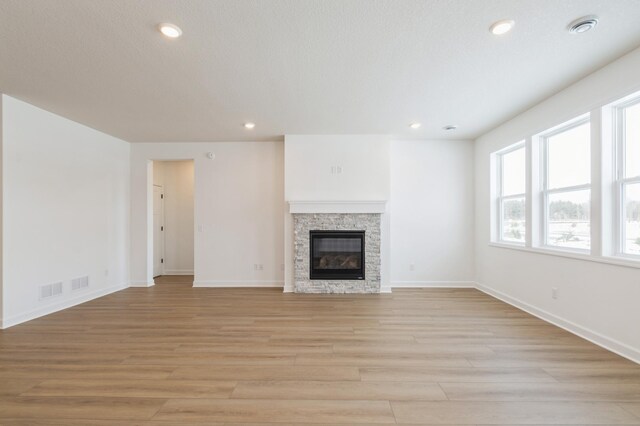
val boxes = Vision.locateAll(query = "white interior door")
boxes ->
[153,185,164,277]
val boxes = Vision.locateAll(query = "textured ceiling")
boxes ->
[1,0,640,142]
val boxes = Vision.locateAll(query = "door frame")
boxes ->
[140,158,196,287]
[153,184,165,278]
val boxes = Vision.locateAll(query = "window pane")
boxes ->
[624,103,640,178]
[546,189,590,250]
[547,122,590,189]
[501,197,525,243]
[501,147,525,196]
[623,182,640,255]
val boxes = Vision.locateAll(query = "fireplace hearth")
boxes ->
[310,230,365,280]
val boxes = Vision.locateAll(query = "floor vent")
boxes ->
[71,276,89,291]
[40,282,63,300]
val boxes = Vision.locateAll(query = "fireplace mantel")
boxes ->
[288,200,387,214]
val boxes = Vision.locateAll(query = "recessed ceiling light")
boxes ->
[490,19,515,35]
[159,23,182,38]
[244,122,256,129]
[568,15,599,34]
[409,123,421,129]
[443,125,458,131]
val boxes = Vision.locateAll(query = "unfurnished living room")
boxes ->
[1,0,640,424]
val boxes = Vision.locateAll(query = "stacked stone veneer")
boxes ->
[293,213,381,293]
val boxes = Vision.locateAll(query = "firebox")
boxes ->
[309,230,365,280]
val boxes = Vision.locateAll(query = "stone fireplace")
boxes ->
[289,201,385,293]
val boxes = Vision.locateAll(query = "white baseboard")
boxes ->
[129,281,155,287]
[391,280,475,288]
[1,284,128,329]
[163,270,194,276]
[476,282,640,365]
[193,280,284,288]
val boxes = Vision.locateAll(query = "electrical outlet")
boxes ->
[409,263,415,271]
[552,287,559,299]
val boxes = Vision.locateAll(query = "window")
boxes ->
[541,118,591,251]
[497,143,526,243]
[489,89,640,267]
[616,99,640,256]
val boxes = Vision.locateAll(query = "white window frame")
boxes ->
[539,116,591,253]
[496,142,526,245]
[614,96,640,258]
[488,87,640,270]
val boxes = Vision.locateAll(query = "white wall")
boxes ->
[0,96,4,322]
[153,160,195,275]
[284,135,390,200]
[475,46,640,362]
[390,139,475,286]
[283,135,391,291]
[1,95,130,327]
[130,142,284,287]
[283,135,476,291]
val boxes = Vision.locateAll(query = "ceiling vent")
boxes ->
[568,16,599,34]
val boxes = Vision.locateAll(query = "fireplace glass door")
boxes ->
[310,231,365,280]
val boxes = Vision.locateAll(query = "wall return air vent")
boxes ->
[40,282,63,300]
[71,276,90,291]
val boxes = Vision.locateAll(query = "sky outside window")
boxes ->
[548,122,590,188]
[502,147,525,196]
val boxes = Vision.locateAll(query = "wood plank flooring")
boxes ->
[0,274,639,424]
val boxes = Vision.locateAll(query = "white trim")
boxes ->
[152,183,165,278]
[379,286,392,293]
[162,269,194,276]
[500,193,526,201]
[193,280,284,288]
[493,142,526,245]
[613,95,640,257]
[130,280,156,287]
[488,242,640,269]
[476,282,640,365]
[1,284,128,329]
[391,281,475,288]
[288,200,387,214]
[545,183,591,195]
[538,117,592,251]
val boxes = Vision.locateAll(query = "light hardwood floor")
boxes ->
[0,275,639,424]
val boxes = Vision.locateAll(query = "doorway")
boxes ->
[152,160,195,280]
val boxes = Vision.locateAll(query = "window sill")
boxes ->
[488,242,640,269]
